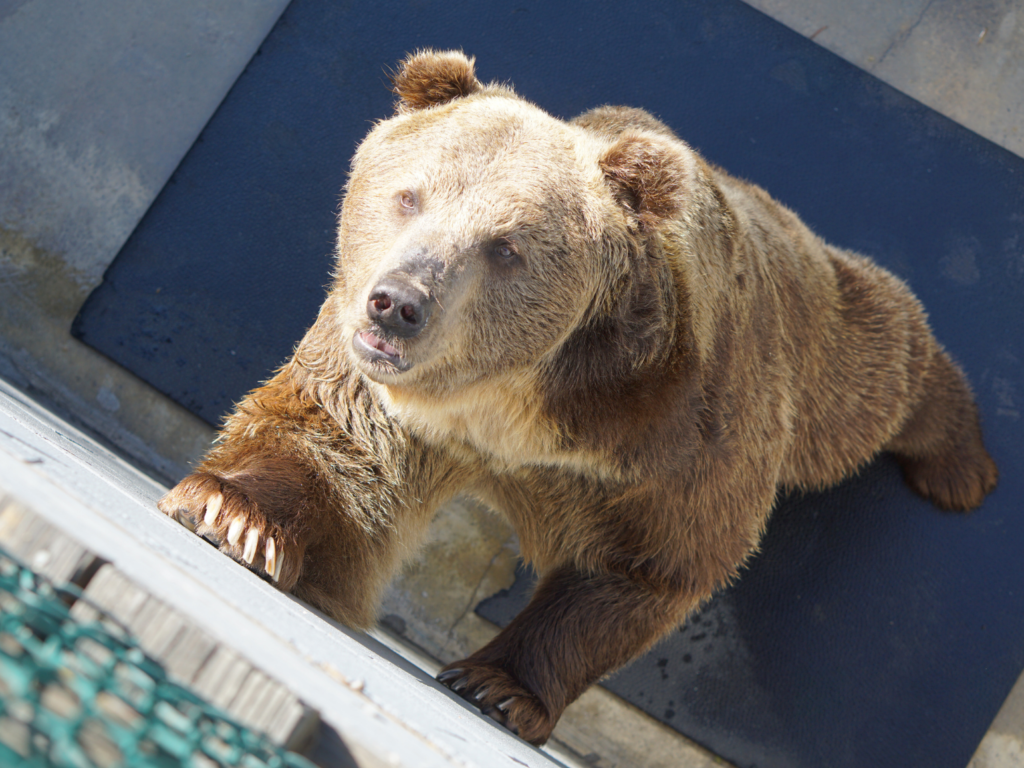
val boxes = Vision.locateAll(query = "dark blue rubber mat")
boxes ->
[73,1,1024,766]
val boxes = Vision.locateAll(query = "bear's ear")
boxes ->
[391,50,483,113]
[599,131,690,231]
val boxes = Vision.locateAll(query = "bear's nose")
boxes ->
[366,277,433,338]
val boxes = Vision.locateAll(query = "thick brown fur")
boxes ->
[160,51,998,745]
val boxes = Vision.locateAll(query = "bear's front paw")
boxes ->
[158,472,304,589]
[437,661,556,745]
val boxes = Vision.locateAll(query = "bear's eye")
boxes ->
[397,190,417,212]
[491,239,520,265]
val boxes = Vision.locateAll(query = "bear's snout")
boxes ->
[366,273,434,339]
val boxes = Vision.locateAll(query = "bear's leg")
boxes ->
[886,349,998,511]
[159,365,451,627]
[160,449,410,627]
[437,564,691,745]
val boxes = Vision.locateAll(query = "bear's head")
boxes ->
[317,51,723,465]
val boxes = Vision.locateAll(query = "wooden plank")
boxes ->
[193,646,252,710]
[159,623,218,683]
[0,500,98,585]
[1,507,320,751]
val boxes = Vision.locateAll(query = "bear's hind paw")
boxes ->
[898,446,998,512]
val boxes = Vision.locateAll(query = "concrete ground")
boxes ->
[0,0,1021,766]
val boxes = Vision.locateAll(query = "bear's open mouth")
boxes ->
[353,329,410,372]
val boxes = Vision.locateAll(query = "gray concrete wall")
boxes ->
[744,0,1024,159]
[0,0,290,291]
[0,0,291,482]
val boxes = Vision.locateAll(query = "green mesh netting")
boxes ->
[0,549,317,768]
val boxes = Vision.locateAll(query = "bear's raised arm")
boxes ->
[159,304,472,627]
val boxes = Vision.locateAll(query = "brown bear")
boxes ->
[159,50,998,745]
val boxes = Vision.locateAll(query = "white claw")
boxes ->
[227,516,245,546]
[203,492,223,526]
[272,550,284,583]
[496,697,515,712]
[242,528,259,564]
[265,538,277,579]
